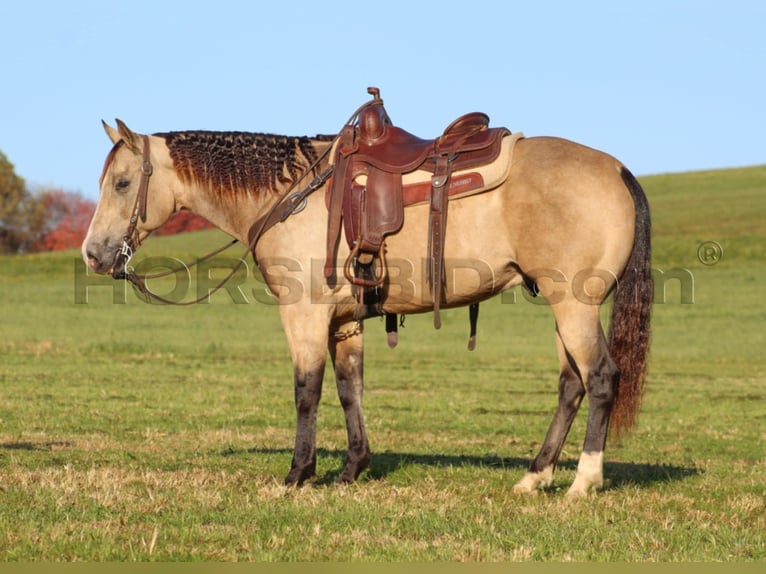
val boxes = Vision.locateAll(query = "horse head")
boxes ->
[82,120,177,277]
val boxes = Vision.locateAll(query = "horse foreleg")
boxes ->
[281,308,329,486]
[284,361,326,486]
[329,322,371,483]
[514,330,585,494]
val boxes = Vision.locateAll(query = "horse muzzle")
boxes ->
[82,239,131,278]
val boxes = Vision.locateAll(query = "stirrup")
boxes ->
[343,242,388,288]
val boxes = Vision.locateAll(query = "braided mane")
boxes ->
[156,131,334,199]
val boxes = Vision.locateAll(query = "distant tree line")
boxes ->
[0,149,213,254]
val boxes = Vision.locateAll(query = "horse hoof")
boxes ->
[511,483,539,496]
[513,467,552,495]
[336,456,371,484]
[335,474,355,485]
[283,475,301,487]
[565,485,592,497]
[566,478,602,497]
[284,466,316,486]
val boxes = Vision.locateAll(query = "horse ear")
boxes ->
[102,120,122,145]
[115,118,142,153]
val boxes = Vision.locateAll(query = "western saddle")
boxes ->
[324,88,511,348]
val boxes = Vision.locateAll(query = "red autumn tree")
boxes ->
[29,189,96,252]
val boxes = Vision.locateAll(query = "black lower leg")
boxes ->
[285,368,323,485]
[331,339,370,484]
[530,370,585,474]
[336,380,371,483]
[582,354,619,454]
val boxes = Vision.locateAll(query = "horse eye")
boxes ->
[115,179,131,193]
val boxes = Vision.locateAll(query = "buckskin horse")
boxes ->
[82,89,651,496]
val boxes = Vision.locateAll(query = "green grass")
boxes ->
[0,166,764,561]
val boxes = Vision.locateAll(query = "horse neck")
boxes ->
[158,131,333,243]
[173,181,277,243]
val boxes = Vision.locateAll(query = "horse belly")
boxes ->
[381,192,520,314]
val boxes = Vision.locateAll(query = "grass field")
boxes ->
[0,165,764,561]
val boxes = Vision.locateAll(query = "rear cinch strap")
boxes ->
[467,303,479,350]
[385,313,398,348]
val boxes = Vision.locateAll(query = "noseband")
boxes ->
[112,135,153,280]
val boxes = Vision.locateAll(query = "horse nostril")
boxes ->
[86,251,99,269]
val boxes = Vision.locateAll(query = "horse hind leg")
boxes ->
[567,338,619,496]
[515,303,618,496]
[329,322,371,483]
[554,305,618,496]
[513,329,585,494]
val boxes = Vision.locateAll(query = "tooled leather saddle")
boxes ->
[325,87,511,347]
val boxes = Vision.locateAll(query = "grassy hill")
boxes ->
[0,165,764,560]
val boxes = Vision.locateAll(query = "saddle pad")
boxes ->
[399,131,524,206]
[326,131,524,209]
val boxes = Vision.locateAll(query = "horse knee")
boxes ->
[294,369,323,412]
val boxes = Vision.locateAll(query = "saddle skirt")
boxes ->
[341,131,524,209]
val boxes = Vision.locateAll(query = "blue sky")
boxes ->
[1,0,763,199]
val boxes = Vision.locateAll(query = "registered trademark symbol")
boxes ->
[697,241,723,266]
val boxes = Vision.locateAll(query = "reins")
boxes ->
[113,94,378,305]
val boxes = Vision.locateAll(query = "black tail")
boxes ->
[608,167,653,436]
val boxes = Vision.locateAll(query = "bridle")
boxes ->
[109,93,379,305]
[110,135,153,280]
[110,133,334,305]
